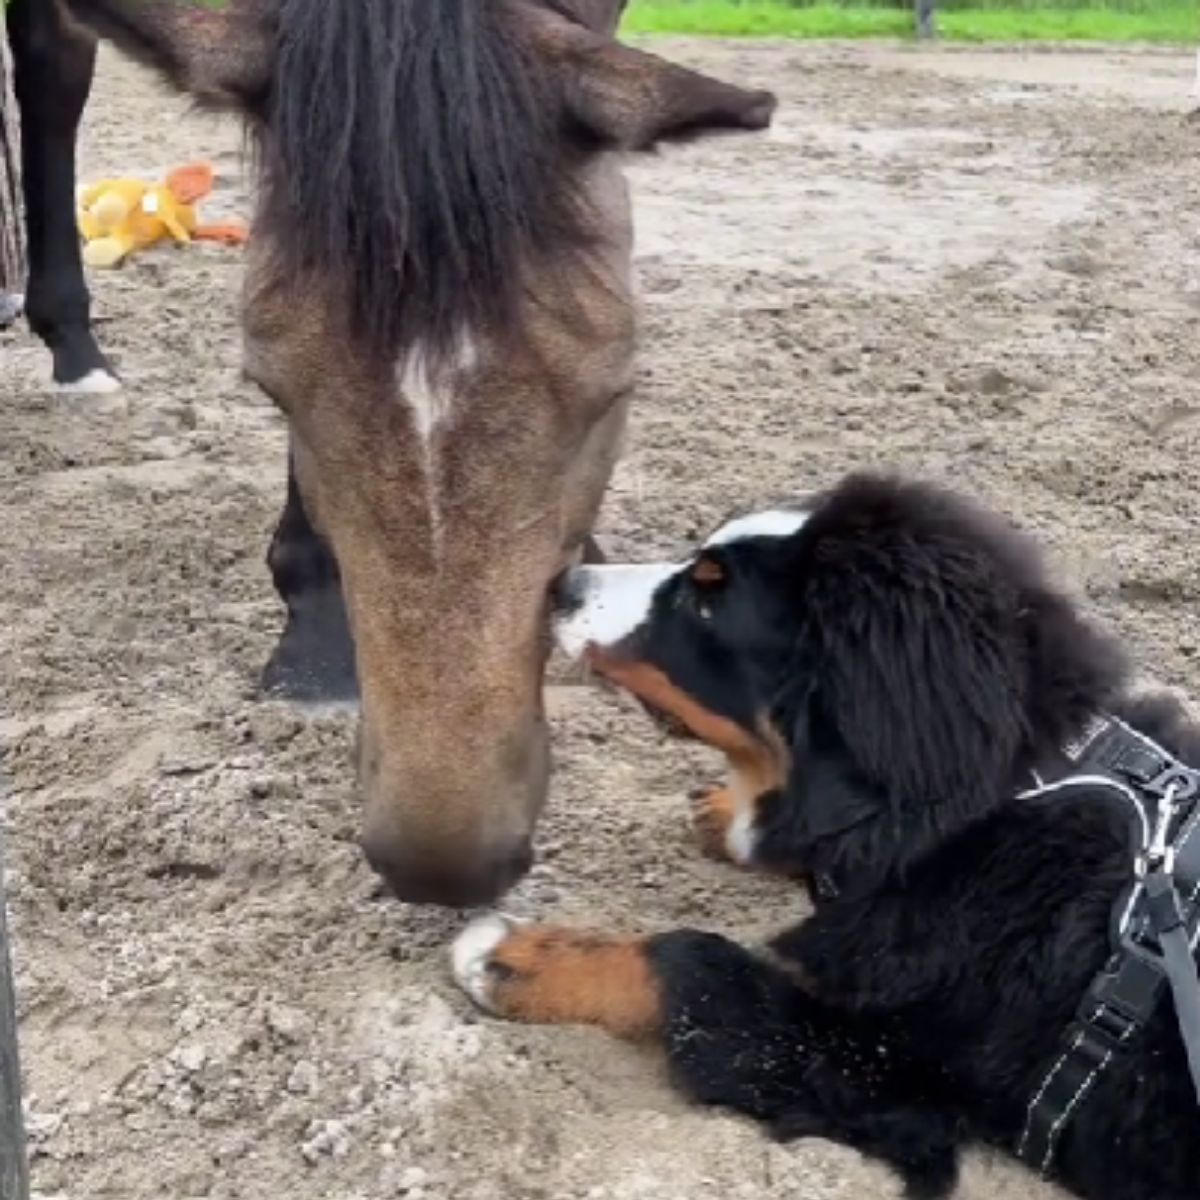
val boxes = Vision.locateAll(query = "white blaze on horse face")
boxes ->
[396,335,478,441]
[394,334,479,554]
[703,508,809,547]
[553,562,681,660]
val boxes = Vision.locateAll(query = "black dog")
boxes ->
[452,473,1200,1200]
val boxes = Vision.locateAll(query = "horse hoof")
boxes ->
[41,325,121,393]
[54,367,122,395]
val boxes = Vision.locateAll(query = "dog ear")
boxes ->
[810,578,1026,814]
[530,16,776,150]
[778,479,1031,874]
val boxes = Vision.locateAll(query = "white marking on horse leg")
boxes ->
[55,367,122,395]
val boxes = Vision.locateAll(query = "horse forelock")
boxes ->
[260,0,592,364]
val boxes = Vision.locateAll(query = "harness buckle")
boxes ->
[1136,846,1177,880]
[1079,952,1163,1038]
[1073,1001,1137,1058]
[1140,764,1200,805]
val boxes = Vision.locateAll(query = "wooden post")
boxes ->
[0,830,29,1200]
[1,31,33,1166]
[915,0,936,40]
[1,8,25,324]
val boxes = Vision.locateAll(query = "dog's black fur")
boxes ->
[627,473,1199,1199]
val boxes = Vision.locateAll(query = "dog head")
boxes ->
[554,473,1126,887]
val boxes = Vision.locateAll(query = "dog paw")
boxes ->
[451,913,521,1012]
[691,788,738,861]
[692,788,759,867]
[449,919,663,1036]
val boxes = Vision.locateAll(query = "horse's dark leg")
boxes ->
[8,0,116,391]
[259,445,359,704]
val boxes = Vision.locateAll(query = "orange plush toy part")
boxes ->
[165,164,248,246]
[77,160,248,268]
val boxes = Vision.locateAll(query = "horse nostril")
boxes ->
[361,837,533,908]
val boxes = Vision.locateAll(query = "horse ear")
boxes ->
[555,0,630,36]
[536,21,776,150]
[62,0,272,111]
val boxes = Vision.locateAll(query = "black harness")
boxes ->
[1015,714,1200,1176]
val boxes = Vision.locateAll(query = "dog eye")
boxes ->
[690,557,725,587]
[687,557,726,621]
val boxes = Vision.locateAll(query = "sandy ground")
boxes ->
[3,38,1199,1200]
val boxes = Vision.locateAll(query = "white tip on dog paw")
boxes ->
[725,805,758,867]
[451,913,517,1011]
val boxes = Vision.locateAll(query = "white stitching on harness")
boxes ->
[1182,806,1200,949]
[1017,1024,1089,1158]
[1018,716,1200,1172]
[1037,1014,1137,1173]
[1016,774,1150,850]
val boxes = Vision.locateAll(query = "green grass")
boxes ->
[622,0,1200,42]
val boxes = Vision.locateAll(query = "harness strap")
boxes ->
[1017,950,1163,1171]
[1015,715,1200,1176]
[1146,871,1200,1103]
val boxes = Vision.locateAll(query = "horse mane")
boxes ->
[261,0,586,362]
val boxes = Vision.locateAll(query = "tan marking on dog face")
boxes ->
[587,653,790,870]
[585,655,756,754]
[585,654,789,783]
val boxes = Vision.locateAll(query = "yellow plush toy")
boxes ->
[77,162,247,269]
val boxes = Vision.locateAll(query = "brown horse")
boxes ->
[43,0,775,905]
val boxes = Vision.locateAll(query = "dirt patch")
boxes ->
[3,40,1199,1200]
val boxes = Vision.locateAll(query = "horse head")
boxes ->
[64,0,776,905]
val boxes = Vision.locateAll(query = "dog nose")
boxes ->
[551,567,585,617]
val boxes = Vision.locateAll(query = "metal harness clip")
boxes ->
[1138,781,1180,880]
